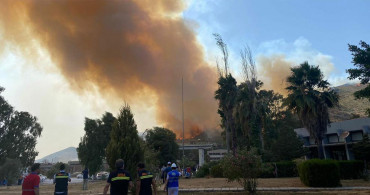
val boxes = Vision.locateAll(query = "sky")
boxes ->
[0,0,369,159]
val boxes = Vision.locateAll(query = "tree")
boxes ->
[214,34,238,155]
[347,41,370,116]
[105,104,143,180]
[77,112,116,175]
[221,149,261,194]
[139,138,159,174]
[0,86,42,167]
[0,158,22,185]
[144,127,178,166]
[46,162,69,179]
[284,62,339,159]
[352,134,370,162]
[271,125,307,161]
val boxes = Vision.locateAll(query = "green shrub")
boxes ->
[210,163,223,178]
[195,166,208,178]
[338,160,364,179]
[221,149,262,194]
[298,159,341,187]
[276,161,297,177]
[196,162,218,178]
[259,163,274,178]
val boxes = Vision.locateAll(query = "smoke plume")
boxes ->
[0,0,219,137]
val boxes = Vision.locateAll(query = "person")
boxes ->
[22,163,41,195]
[163,162,172,191]
[2,177,7,186]
[136,163,157,195]
[164,163,181,195]
[82,167,89,190]
[53,163,71,195]
[160,165,166,184]
[103,159,132,195]
[18,175,23,185]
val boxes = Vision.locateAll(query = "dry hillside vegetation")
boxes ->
[329,84,369,122]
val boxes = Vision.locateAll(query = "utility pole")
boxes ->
[182,77,185,171]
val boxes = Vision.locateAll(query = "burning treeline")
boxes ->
[0,0,219,137]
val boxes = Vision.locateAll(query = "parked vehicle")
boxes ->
[39,174,47,182]
[96,172,109,180]
[76,174,83,179]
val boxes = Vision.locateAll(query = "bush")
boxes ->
[196,161,219,178]
[259,163,274,178]
[210,163,223,178]
[275,161,297,177]
[298,159,341,187]
[221,149,262,194]
[338,160,364,179]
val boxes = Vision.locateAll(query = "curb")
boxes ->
[178,187,370,192]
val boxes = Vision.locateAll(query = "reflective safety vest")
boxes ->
[108,169,131,195]
[54,171,69,193]
[167,170,180,188]
[138,170,153,195]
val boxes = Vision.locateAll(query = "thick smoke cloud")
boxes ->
[0,0,219,136]
[257,38,336,95]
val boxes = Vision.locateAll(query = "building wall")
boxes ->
[294,117,370,160]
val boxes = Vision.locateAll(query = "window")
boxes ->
[328,134,339,143]
[351,131,363,141]
[309,137,316,145]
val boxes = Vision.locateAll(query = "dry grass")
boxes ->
[0,177,369,194]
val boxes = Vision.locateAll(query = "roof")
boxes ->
[294,117,370,137]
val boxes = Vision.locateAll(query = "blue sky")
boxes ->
[183,0,370,84]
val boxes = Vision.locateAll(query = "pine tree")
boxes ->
[105,104,143,180]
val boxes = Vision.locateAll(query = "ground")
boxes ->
[0,177,369,194]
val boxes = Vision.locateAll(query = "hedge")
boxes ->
[210,163,224,178]
[338,160,364,179]
[298,159,341,187]
[275,161,298,177]
[259,161,297,178]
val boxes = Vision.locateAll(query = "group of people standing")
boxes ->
[21,159,182,195]
[22,163,71,195]
[104,159,181,195]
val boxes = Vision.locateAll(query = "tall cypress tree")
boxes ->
[106,104,143,179]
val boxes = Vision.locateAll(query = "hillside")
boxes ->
[329,84,369,122]
[36,147,78,163]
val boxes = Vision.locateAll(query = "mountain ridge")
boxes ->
[36,147,78,163]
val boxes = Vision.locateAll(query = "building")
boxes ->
[39,163,54,174]
[68,161,83,174]
[207,149,228,161]
[294,117,370,160]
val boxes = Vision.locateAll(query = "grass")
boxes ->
[1,177,369,194]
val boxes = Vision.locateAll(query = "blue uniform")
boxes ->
[167,170,181,195]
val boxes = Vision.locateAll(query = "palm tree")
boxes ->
[215,74,238,155]
[214,33,238,155]
[284,62,338,159]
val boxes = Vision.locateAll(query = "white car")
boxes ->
[76,174,83,179]
[96,172,109,180]
[39,174,47,182]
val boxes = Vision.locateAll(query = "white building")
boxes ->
[207,149,228,161]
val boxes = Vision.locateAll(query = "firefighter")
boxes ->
[136,163,157,195]
[53,164,71,195]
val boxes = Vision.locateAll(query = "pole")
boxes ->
[182,77,185,171]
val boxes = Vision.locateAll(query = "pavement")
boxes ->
[179,186,370,192]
